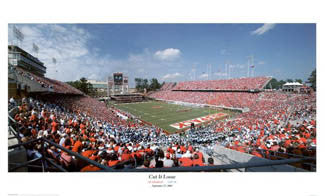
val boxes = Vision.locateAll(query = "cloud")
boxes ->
[199,73,208,79]
[214,72,227,76]
[52,24,67,33]
[251,23,276,35]
[154,48,181,60]
[9,24,91,81]
[8,25,187,87]
[220,49,229,56]
[228,64,245,69]
[162,72,183,80]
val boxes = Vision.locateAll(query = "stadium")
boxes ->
[8,27,316,172]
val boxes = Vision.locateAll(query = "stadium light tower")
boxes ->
[206,64,208,80]
[206,64,212,80]
[13,25,24,47]
[52,57,58,73]
[251,55,255,77]
[209,64,212,80]
[247,55,254,77]
[226,61,231,79]
[225,63,227,79]
[33,43,39,58]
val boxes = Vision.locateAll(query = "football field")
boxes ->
[114,101,233,133]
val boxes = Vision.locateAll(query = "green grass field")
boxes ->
[114,101,233,133]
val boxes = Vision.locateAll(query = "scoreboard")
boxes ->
[113,73,123,85]
[108,72,128,96]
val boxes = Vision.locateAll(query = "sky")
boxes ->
[8,23,316,87]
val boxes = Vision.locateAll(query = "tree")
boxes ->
[265,78,305,90]
[307,69,316,91]
[266,78,279,89]
[295,79,303,84]
[134,77,162,92]
[149,78,161,91]
[143,79,149,90]
[278,80,286,89]
[135,78,143,92]
[66,77,95,96]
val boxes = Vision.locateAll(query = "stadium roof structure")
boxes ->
[283,82,303,86]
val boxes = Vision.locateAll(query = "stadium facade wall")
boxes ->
[211,145,306,172]
[8,81,29,99]
[8,82,18,98]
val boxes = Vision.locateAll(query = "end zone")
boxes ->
[170,113,228,129]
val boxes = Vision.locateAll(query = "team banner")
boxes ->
[170,113,228,129]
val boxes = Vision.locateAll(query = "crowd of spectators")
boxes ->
[160,82,176,91]
[150,82,316,169]
[10,90,316,171]
[11,66,53,89]
[45,78,84,95]
[150,90,273,109]
[172,77,271,90]
[11,96,212,171]
[217,93,315,157]
[176,92,316,170]
[10,66,83,95]
[9,75,316,171]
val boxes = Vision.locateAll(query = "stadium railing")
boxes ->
[8,136,315,172]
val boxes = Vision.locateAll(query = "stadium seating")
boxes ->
[172,77,271,91]
[13,67,83,95]
[9,74,316,171]
[160,82,175,90]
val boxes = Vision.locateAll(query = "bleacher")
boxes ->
[7,73,316,172]
[150,77,273,110]
[172,77,272,91]
[160,82,176,90]
[10,66,83,95]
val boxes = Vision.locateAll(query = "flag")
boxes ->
[52,58,57,64]
[251,65,255,68]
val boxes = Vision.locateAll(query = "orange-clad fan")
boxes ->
[9,81,316,172]
[179,157,193,167]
